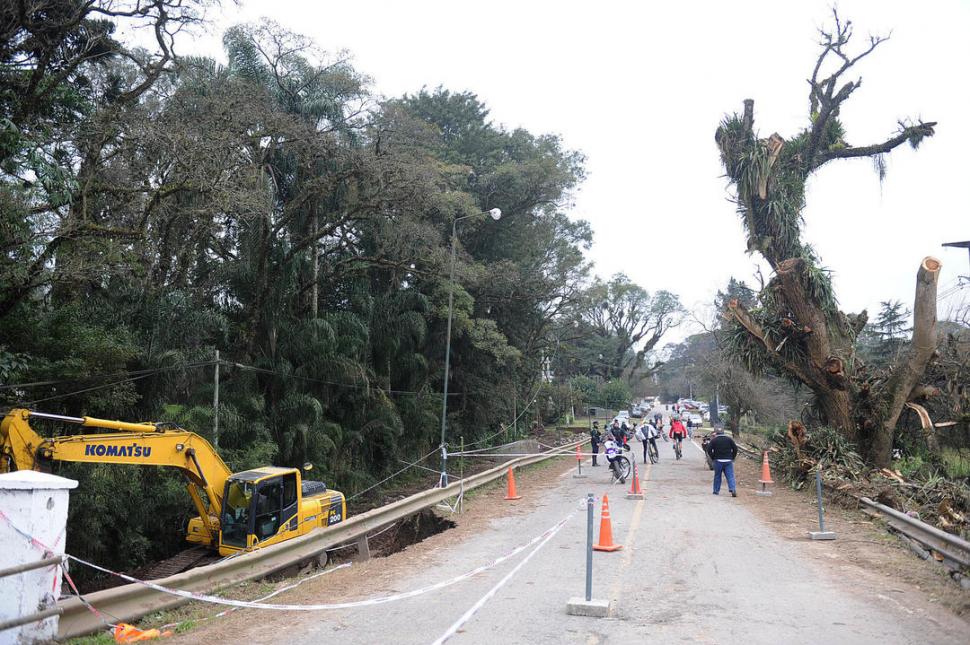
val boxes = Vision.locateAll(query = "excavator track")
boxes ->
[135,546,221,580]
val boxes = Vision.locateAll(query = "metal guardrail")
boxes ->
[57,440,585,639]
[0,556,66,634]
[0,555,63,580]
[859,497,970,568]
[0,606,63,633]
[734,441,970,570]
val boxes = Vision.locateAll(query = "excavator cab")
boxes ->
[218,468,301,552]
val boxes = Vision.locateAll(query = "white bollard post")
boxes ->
[0,471,78,645]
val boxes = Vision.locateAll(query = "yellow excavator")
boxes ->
[0,408,346,556]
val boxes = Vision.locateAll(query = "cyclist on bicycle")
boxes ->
[669,416,688,457]
[635,422,647,463]
[646,420,660,462]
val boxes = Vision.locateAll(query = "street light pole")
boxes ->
[439,218,459,488]
[439,208,502,487]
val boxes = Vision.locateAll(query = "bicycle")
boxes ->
[648,439,659,464]
[610,453,632,483]
[673,438,683,460]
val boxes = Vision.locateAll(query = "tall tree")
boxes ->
[560,274,684,380]
[715,10,940,466]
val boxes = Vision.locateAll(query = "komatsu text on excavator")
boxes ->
[0,408,346,556]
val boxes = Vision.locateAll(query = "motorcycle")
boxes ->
[603,439,632,484]
[701,432,715,470]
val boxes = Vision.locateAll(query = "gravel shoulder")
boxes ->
[731,443,970,617]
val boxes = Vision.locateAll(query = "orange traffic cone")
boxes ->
[593,494,622,552]
[503,467,522,500]
[757,450,774,496]
[627,461,644,499]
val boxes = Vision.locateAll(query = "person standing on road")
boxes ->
[706,427,738,497]
[590,422,602,467]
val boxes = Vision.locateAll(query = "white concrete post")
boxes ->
[0,471,78,645]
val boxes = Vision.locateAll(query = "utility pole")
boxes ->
[213,349,220,449]
[513,395,518,438]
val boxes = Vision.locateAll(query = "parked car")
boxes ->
[611,410,630,425]
[689,413,704,427]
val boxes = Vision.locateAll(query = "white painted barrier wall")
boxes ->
[0,471,77,645]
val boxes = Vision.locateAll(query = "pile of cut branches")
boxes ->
[766,426,970,541]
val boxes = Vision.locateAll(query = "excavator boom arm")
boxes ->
[1,409,231,517]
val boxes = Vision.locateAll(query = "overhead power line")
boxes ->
[0,361,219,391]
[11,362,220,406]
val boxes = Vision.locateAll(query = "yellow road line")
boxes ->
[606,461,651,602]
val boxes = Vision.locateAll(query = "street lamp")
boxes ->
[439,207,502,487]
[942,240,970,279]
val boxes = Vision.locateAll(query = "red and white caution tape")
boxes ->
[159,562,353,630]
[66,512,575,611]
[430,509,571,645]
[448,452,596,458]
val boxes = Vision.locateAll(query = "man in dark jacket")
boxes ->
[590,422,602,466]
[706,427,738,497]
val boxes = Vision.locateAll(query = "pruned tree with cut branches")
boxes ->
[715,10,941,467]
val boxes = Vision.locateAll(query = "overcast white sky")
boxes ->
[176,0,969,342]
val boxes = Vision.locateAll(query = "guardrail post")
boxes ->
[566,493,610,617]
[573,443,586,479]
[809,465,836,540]
[585,493,593,601]
[355,535,371,561]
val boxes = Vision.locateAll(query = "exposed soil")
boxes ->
[732,449,970,618]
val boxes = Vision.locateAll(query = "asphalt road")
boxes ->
[202,408,968,644]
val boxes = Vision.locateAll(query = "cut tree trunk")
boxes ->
[872,256,941,467]
[818,388,855,442]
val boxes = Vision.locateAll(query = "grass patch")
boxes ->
[942,447,970,479]
[67,633,114,645]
